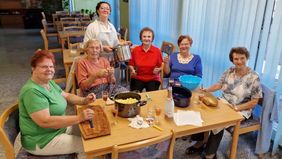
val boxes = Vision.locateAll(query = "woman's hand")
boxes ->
[103,45,113,52]
[163,56,169,64]
[79,108,94,122]
[131,69,137,77]
[107,67,114,75]
[153,67,162,74]
[84,93,96,104]
[97,69,110,78]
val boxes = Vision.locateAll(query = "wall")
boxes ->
[73,0,99,12]
[119,0,129,39]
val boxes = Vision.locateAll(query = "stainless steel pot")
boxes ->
[111,92,147,118]
[113,44,131,62]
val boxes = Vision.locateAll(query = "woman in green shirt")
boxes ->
[19,50,96,158]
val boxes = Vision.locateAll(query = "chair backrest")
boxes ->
[56,11,69,15]
[111,130,176,159]
[41,12,46,20]
[118,27,128,41]
[63,26,84,31]
[0,102,19,159]
[237,87,265,135]
[161,41,176,56]
[41,19,49,34]
[40,30,62,53]
[67,32,84,49]
[80,16,91,21]
[61,21,81,29]
[40,29,49,50]
[60,17,78,22]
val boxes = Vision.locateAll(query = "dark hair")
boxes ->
[96,1,111,17]
[177,35,193,46]
[229,47,250,62]
[30,50,55,68]
[139,27,155,41]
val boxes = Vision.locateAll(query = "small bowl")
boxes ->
[178,75,202,91]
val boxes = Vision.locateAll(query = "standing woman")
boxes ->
[164,35,202,80]
[83,1,118,60]
[19,50,96,158]
[129,27,163,92]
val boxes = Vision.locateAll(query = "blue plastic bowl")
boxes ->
[178,75,202,91]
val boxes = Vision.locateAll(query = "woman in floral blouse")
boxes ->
[187,47,262,159]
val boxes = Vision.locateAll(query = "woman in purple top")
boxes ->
[164,35,202,80]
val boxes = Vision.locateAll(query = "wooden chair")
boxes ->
[0,102,76,159]
[81,21,91,28]
[71,72,83,96]
[111,130,176,159]
[63,26,84,31]
[55,11,69,15]
[60,21,81,30]
[67,32,84,49]
[41,19,57,38]
[60,17,79,22]
[80,16,91,21]
[41,12,53,25]
[118,27,128,41]
[40,29,61,53]
[227,85,268,157]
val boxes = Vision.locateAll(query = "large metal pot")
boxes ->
[113,44,131,62]
[111,92,147,118]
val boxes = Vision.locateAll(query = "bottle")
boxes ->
[165,86,175,118]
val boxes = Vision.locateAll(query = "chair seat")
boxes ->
[16,148,76,159]
[240,117,260,128]
[227,117,260,134]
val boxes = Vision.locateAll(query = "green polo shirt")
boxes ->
[19,79,67,150]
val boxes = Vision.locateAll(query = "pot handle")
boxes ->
[138,100,147,107]
[109,95,115,101]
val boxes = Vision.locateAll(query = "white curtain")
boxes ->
[129,0,180,47]
[255,0,282,92]
[180,0,266,88]
[128,0,282,94]
[104,0,120,29]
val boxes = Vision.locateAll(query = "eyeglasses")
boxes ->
[100,7,110,11]
[37,65,55,69]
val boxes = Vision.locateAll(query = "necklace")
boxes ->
[177,53,193,64]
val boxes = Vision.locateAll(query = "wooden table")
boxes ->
[78,90,243,159]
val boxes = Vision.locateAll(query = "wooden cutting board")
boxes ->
[78,105,111,139]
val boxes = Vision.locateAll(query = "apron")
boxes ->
[97,21,119,62]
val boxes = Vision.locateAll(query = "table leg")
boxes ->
[230,121,240,159]
[86,154,93,159]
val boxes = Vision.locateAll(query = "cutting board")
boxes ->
[78,105,111,139]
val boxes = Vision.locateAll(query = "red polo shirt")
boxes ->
[129,45,163,82]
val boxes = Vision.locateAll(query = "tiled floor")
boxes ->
[0,28,281,159]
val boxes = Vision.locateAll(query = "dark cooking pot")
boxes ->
[113,44,131,62]
[111,92,147,118]
[172,86,192,108]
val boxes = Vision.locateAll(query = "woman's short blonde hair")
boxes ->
[83,39,103,52]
